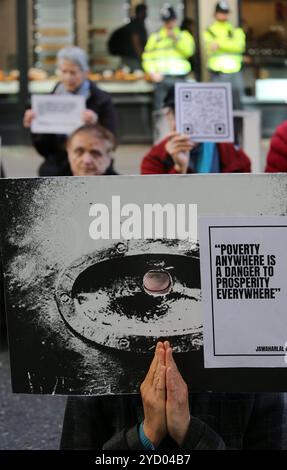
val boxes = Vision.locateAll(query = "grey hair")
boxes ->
[57,46,89,72]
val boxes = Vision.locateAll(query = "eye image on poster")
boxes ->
[1,174,287,394]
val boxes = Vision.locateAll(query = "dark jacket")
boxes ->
[30,80,117,177]
[141,138,251,175]
[60,393,287,450]
[265,121,287,173]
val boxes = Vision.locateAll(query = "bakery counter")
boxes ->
[0,79,155,95]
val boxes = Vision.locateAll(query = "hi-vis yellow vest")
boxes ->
[204,21,246,74]
[142,27,195,75]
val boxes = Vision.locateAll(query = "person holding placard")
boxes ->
[23,47,116,177]
[60,341,287,450]
[140,86,251,175]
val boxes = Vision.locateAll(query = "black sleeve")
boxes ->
[181,393,287,450]
[87,83,117,137]
[242,393,287,450]
[97,96,117,137]
[181,416,226,450]
[30,133,67,160]
[60,396,144,450]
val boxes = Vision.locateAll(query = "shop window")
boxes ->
[0,0,19,97]
[32,0,75,75]
[241,0,287,89]
[89,0,130,70]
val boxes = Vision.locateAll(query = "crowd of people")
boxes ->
[1,0,287,453]
[20,36,287,179]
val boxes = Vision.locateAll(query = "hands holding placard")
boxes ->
[140,341,191,448]
[23,108,98,129]
[165,133,197,174]
[82,109,98,125]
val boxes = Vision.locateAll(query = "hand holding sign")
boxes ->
[23,109,36,128]
[175,82,234,143]
[82,109,99,125]
[165,132,197,173]
[31,94,85,134]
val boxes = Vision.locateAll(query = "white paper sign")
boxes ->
[31,94,85,134]
[199,216,287,368]
[175,83,234,142]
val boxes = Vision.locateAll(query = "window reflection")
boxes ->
[0,0,18,96]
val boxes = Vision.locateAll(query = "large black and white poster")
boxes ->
[1,174,287,394]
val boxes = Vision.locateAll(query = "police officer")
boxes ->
[204,1,246,109]
[142,4,195,110]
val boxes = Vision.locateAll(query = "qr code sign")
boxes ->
[215,123,226,135]
[182,91,192,102]
[176,84,234,142]
[184,124,193,135]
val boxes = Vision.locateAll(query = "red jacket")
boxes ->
[141,139,251,174]
[265,121,287,173]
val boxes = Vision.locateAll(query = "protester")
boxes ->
[60,341,287,450]
[23,47,116,176]
[265,120,287,172]
[141,86,251,174]
[66,124,118,176]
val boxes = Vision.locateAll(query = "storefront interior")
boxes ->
[0,0,286,143]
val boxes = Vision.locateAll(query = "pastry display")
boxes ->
[28,68,48,81]
[0,69,20,82]
[88,69,150,82]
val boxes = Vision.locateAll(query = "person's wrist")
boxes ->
[174,165,186,174]
[172,414,191,446]
[139,421,156,450]
[143,421,162,447]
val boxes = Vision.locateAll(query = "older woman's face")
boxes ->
[59,60,86,92]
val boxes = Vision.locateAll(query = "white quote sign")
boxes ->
[31,94,85,134]
[175,82,234,142]
[199,216,287,368]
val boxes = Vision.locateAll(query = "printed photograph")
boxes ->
[1,177,202,395]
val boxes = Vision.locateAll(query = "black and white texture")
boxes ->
[1,175,287,394]
[1,177,201,395]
